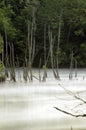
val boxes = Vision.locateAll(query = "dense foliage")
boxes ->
[0,0,86,68]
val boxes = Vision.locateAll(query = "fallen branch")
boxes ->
[32,75,39,80]
[58,84,86,103]
[54,107,86,117]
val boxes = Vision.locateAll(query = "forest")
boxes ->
[0,1,86,129]
[0,0,86,68]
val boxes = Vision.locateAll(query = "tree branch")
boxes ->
[54,107,86,117]
[58,84,86,103]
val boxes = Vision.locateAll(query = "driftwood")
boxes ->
[54,107,86,117]
[54,84,86,117]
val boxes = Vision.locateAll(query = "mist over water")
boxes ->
[0,69,86,130]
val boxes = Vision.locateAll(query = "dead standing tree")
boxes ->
[4,22,9,78]
[27,0,38,82]
[48,9,63,80]
[56,9,63,80]
[75,59,77,78]
[48,28,57,79]
[42,24,47,82]
[9,43,16,82]
[69,51,74,80]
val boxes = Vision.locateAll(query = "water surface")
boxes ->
[0,69,86,130]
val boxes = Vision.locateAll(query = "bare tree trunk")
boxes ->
[42,24,47,81]
[39,58,41,82]
[44,24,46,66]
[49,29,57,78]
[56,54,60,79]
[56,10,63,80]
[42,65,47,82]
[4,23,9,78]
[69,51,73,80]
[29,24,33,82]
[31,0,36,64]
[2,37,4,64]
[46,35,56,67]
[12,43,16,82]
[23,56,28,82]
[27,21,33,82]
[16,55,21,81]
[75,59,77,78]
[71,126,73,130]
[28,1,37,82]
[27,22,30,81]
[4,24,8,65]
[10,43,16,82]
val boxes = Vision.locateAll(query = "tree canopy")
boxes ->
[0,0,86,67]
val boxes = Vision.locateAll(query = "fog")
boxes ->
[0,69,86,130]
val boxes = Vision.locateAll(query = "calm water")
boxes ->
[0,69,86,130]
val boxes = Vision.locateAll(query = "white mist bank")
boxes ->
[0,69,86,130]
